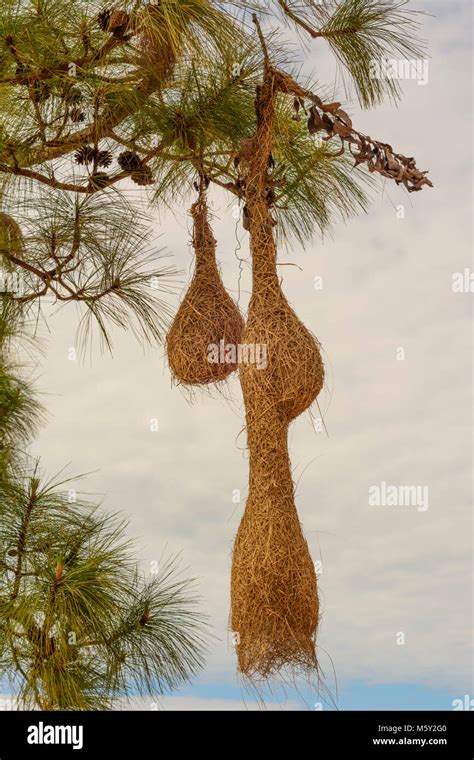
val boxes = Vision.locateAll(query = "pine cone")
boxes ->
[131,166,154,186]
[96,150,113,168]
[74,146,97,165]
[98,8,130,36]
[118,150,142,173]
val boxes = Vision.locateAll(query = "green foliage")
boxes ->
[0,0,429,324]
[0,177,207,711]
[0,359,44,473]
[0,0,246,167]
[286,0,426,107]
[0,190,177,353]
[0,296,44,481]
[272,101,372,244]
[0,466,208,710]
[145,67,372,243]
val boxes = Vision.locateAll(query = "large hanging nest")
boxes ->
[231,404,319,676]
[240,287,324,423]
[230,59,324,678]
[166,187,244,385]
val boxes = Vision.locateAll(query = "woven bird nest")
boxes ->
[233,284,323,676]
[231,402,319,677]
[240,289,324,423]
[166,190,244,385]
[230,61,324,678]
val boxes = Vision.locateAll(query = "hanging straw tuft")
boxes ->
[231,400,319,677]
[166,187,244,386]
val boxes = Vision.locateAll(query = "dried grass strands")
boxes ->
[166,188,244,385]
[138,3,181,86]
[231,59,323,678]
[231,398,319,677]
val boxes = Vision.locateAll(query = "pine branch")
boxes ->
[0,466,209,709]
[269,66,433,193]
[276,0,427,107]
[277,0,322,38]
[0,195,177,350]
[0,31,129,87]
[10,479,39,601]
[0,0,246,169]
[0,162,130,194]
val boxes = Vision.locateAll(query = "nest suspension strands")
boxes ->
[230,57,324,678]
[138,2,182,86]
[166,181,244,386]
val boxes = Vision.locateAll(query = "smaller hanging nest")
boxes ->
[166,190,244,386]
